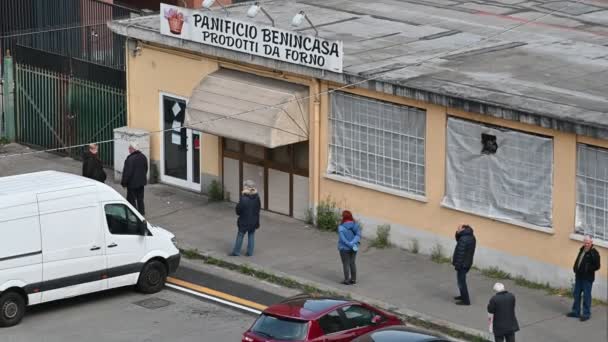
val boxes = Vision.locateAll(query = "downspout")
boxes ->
[312,78,321,214]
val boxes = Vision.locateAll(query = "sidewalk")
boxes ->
[2,144,606,341]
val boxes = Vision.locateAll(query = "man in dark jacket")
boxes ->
[121,142,148,215]
[82,143,106,183]
[567,236,601,321]
[230,180,261,257]
[452,224,476,305]
[488,282,519,342]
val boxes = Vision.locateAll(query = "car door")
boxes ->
[339,305,380,338]
[103,202,147,289]
[313,309,353,342]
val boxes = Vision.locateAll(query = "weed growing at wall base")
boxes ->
[370,224,391,248]
[314,197,341,231]
[430,244,451,264]
[207,180,224,202]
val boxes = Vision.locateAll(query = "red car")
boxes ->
[242,294,404,342]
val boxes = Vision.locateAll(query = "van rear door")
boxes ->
[102,202,147,289]
[37,187,107,302]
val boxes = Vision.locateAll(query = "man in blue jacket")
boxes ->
[338,210,361,285]
[452,224,476,305]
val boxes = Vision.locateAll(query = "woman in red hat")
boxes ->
[337,210,361,285]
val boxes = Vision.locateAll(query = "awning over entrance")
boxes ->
[186,69,309,149]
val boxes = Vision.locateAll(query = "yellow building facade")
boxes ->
[124,43,607,298]
[111,3,608,299]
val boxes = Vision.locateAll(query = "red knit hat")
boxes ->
[342,210,354,224]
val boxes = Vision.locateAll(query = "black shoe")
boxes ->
[349,280,357,285]
[566,312,579,318]
[454,296,463,300]
[245,253,252,257]
[580,316,590,322]
[455,300,470,306]
[229,252,239,256]
[341,280,351,285]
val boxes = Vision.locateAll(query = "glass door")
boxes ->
[160,94,201,191]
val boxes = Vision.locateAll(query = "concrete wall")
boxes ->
[316,83,608,299]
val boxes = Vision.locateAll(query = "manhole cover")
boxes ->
[152,189,176,198]
[133,297,174,310]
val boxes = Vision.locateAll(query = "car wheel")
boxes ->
[136,260,168,294]
[0,291,26,327]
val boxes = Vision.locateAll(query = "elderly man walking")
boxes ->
[488,282,519,342]
[230,180,261,257]
[567,236,601,321]
[452,224,476,305]
[121,142,148,215]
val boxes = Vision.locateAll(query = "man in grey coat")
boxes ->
[488,282,519,342]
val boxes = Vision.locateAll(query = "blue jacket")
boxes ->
[338,221,361,251]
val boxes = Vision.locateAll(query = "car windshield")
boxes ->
[251,314,308,341]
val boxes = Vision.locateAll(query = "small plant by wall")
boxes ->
[207,180,224,202]
[370,224,391,248]
[314,197,341,231]
[430,244,451,264]
[409,239,419,254]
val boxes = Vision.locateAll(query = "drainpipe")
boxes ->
[312,79,321,215]
[2,50,15,141]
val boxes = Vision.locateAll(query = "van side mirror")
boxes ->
[138,220,148,236]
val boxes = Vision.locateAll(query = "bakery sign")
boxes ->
[160,3,343,73]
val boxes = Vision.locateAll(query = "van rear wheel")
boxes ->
[137,260,168,294]
[0,291,26,327]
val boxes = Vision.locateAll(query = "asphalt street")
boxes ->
[2,260,297,342]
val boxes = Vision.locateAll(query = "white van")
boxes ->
[0,171,180,327]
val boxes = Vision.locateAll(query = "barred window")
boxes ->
[328,92,426,196]
[442,117,554,227]
[576,144,608,241]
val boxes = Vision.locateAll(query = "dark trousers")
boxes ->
[457,268,470,303]
[127,187,145,215]
[339,250,357,282]
[571,278,593,318]
[494,333,515,342]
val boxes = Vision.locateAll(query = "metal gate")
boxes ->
[15,47,126,165]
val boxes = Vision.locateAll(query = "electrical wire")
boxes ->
[0,0,585,160]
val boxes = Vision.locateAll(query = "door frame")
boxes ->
[159,92,201,191]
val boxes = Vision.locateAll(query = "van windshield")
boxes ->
[251,314,308,340]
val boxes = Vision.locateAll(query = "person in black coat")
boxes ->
[82,143,106,183]
[452,224,476,305]
[488,282,519,342]
[230,180,261,257]
[121,142,148,215]
[567,236,601,321]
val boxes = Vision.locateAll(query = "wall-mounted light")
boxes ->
[247,2,275,26]
[202,0,229,15]
[291,11,318,36]
[128,39,142,57]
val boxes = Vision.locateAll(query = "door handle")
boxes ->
[90,246,101,251]
[108,243,118,248]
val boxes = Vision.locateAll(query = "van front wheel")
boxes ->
[137,260,168,294]
[0,291,26,327]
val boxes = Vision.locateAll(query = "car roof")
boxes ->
[263,294,356,321]
[353,326,451,342]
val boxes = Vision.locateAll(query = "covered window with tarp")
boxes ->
[328,91,426,196]
[442,117,554,228]
[576,144,608,241]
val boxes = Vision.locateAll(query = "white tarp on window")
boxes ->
[442,117,553,227]
[328,92,426,196]
[576,144,608,241]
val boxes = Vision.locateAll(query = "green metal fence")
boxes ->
[15,63,126,165]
